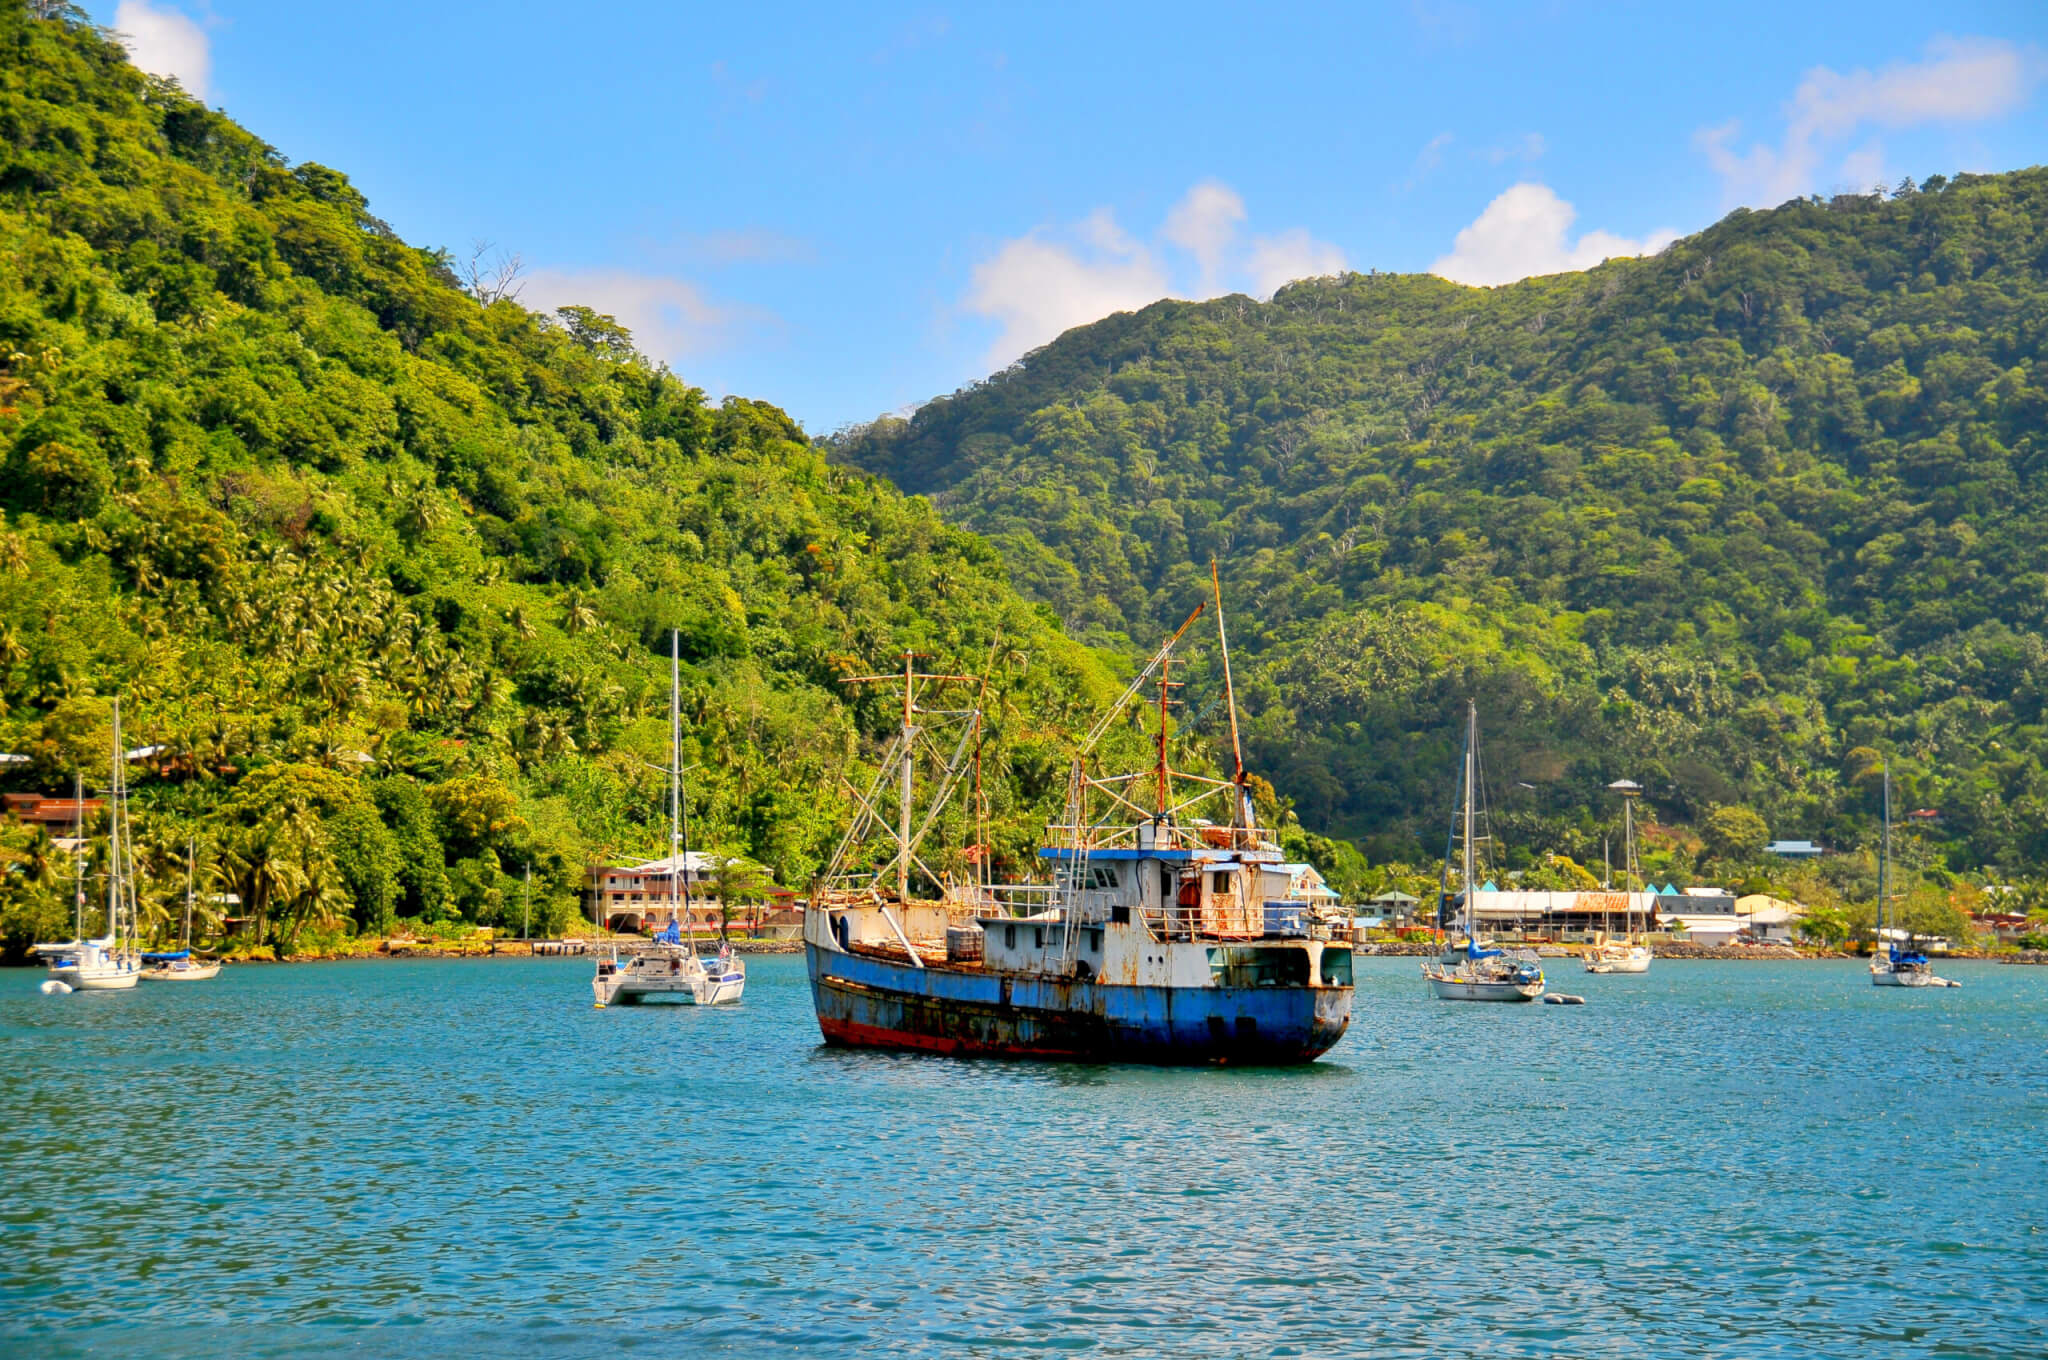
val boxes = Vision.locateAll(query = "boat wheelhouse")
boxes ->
[806,576,1353,1064]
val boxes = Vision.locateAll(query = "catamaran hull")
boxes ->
[807,943,1349,1065]
[593,967,745,1007]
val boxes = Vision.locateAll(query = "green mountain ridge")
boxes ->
[0,7,1122,953]
[836,167,2048,877]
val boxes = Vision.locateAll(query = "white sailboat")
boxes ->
[143,839,220,982]
[36,706,143,993]
[1585,778,1652,974]
[1423,702,1545,1002]
[592,631,746,1008]
[1870,764,1958,989]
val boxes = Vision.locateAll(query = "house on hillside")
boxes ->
[585,853,792,932]
[3,792,105,831]
[1261,862,1341,911]
[1766,839,1825,858]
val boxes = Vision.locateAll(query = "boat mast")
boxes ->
[72,771,84,943]
[1879,763,1891,943]
[107,699,122,950]
[670,629,691,955]
[1210,561,1247,832]
[1462,701,1476,940]
[184,837,195,950]
[1624,794,1634,939]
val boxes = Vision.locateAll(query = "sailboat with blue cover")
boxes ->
[1422,702,1544,1002]
[1869,763,1958,989]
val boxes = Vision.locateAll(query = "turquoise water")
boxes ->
[2,954,2043,1357]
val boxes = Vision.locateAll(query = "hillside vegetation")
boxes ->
[0,6,1123,954]
[837,167,2048,880]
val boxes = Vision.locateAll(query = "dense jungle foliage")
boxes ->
[837,165,2048,889]
[0,6,1157,956]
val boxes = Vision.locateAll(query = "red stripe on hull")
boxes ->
[817,1014,1089,1060]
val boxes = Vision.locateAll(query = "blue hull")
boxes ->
[807,944,1351,1065]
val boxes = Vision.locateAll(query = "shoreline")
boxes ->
[11,940,2042,967]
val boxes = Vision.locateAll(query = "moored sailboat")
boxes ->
[36,707,144,993]
[143,841,219,982]
[1585,779,1652,975]
[1422,702,1544,1002]
[1869,763,1958,989]
[592,631,745,1008]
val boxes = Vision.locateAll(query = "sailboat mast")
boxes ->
[1624,795,1634,933]
[1462,701,1476,938]
[1879,764,1891,938]
[184,837,194,950]
[107,699,121,947]
[72,771,84,942]
[670,630,682,941]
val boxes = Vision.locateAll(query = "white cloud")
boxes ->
[1247,229,1347,298]
[965,214,1170,368]
[964,181,1348,367]
[113,0,210,99]
[1430,183,1678,287]
[1162,180,1246,294]
[521,268,765,366]
[1483,132,1546,165]
[1698,36,2044,206]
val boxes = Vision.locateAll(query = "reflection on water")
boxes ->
[2,954,2044,1357]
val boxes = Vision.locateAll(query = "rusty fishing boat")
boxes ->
[804,576,1354,1064]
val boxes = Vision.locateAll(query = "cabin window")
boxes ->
[1033,927,1043,950]
[1005,925,1016,950]
[1110,905,1130,925]
[1211,872,1230,894]
[1321,948,1353,986]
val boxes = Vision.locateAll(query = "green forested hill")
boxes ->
[836,168,2048,876]
[0,6,1115,952]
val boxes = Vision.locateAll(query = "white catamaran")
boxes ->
[1585,778,1652,974]
[1423,702,1545,1002]
[1870,763,1958,989]
[36,705,143,993]
[592,631,746,1008]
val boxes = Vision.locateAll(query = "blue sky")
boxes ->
[100,1,2048,433]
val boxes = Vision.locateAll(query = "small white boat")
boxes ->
[143,844,219,981]
[1424,703,1545,1003]
[1584,941,1652,974]
[38,936,141,990]
[1583,780,1653,974]
[1423,955,1545,1002]
[141,950,221,982]
[593,631,745,1009]
[1868,765,1957,990]
[35,716,146,994]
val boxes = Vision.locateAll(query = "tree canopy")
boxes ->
[0,5,1123,954]
[836,167,2048,877]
